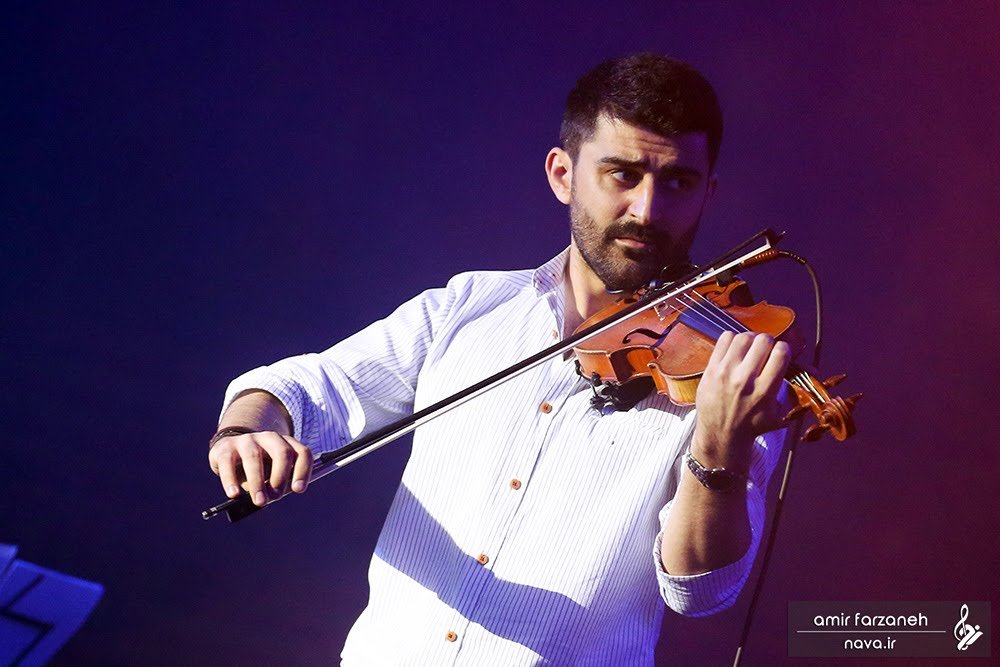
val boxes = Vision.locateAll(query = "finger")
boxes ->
[211,443,243,499]
[721,332,756,368]
[739,333,776,380]
[257,432,293,497]
[707,330,735,369]
[759,340,792,398]
[234,436,268,506]
[285,436,313,493]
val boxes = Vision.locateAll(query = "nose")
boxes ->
[626,176,660,225]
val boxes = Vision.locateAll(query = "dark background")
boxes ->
[3,2,998,665]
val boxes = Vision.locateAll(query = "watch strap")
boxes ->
[684,450,748,493]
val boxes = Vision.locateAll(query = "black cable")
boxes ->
[732,251,824,666]
[776,249,823,366]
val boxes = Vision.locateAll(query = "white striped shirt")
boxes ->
[223,249,785,665]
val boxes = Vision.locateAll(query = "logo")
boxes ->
[789,601,990,658]
[954,603,984,651]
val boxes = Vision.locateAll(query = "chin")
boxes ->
[602,265,656,293]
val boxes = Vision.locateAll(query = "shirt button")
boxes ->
[445,630,458,642]
[551,329,559,339]
[540,401,552,414]
[509,478,522,490]
[477,553,489,565]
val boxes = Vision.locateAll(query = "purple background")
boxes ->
[4,2,998,664]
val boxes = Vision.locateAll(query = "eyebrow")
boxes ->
[595,156,703,178]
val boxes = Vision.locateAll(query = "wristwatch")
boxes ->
[684,451,747,493]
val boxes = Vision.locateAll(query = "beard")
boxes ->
[569,200,698,293]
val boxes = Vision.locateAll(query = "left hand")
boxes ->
[692,331,791,467]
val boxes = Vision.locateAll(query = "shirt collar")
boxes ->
[531,248,570,296]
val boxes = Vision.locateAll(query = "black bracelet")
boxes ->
[208,426,259,450]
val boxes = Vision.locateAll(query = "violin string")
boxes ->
[666,299,742,341]
[793,371,825,403]
[675,291,748,336]
[798,371,825,402]
[689,293,833,402]
[677,291,734,331]
[687,291,752,333]
[678,291,830,404]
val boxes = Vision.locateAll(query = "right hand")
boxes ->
[208,431,313,506]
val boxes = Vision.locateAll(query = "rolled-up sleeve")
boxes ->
[219,277,463,454]
[653,427,788,616]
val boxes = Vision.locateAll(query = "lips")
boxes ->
[614,236,653,249]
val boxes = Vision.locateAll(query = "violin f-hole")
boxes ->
[622,326,671,344]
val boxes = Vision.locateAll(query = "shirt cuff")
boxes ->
[221,366,309,439]
[652,506,757,617]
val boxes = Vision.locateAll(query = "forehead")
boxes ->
[578,115,711,172]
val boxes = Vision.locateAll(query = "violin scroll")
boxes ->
[783,371,863,442]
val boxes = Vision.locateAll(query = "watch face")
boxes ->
[705,471,738,492]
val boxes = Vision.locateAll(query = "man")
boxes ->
[209,53,790,664]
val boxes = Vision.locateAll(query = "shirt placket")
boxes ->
[446,301,584,662]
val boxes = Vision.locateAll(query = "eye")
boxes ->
[610,169,641,187]
[662,176,695,192]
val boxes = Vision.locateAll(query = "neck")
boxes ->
[562,244,619,336]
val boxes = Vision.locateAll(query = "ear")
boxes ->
[545,147,573,205]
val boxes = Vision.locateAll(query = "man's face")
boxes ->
[566,116,716,291]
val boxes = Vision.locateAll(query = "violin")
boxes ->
[566,231,861,667]
[573,271,860,442]
[202,228,860,522]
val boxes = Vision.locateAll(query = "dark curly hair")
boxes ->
[560,53,723,167]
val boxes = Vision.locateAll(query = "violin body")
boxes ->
[573,277,859,441]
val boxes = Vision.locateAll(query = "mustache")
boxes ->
[604,220,670,248]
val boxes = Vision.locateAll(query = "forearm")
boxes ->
[219,389,293,436]
[660,332,791,575]
[659,429,752,575]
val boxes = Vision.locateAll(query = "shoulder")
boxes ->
[437,248,567,305]
[443,266,535,299]
[417,266,539,335]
